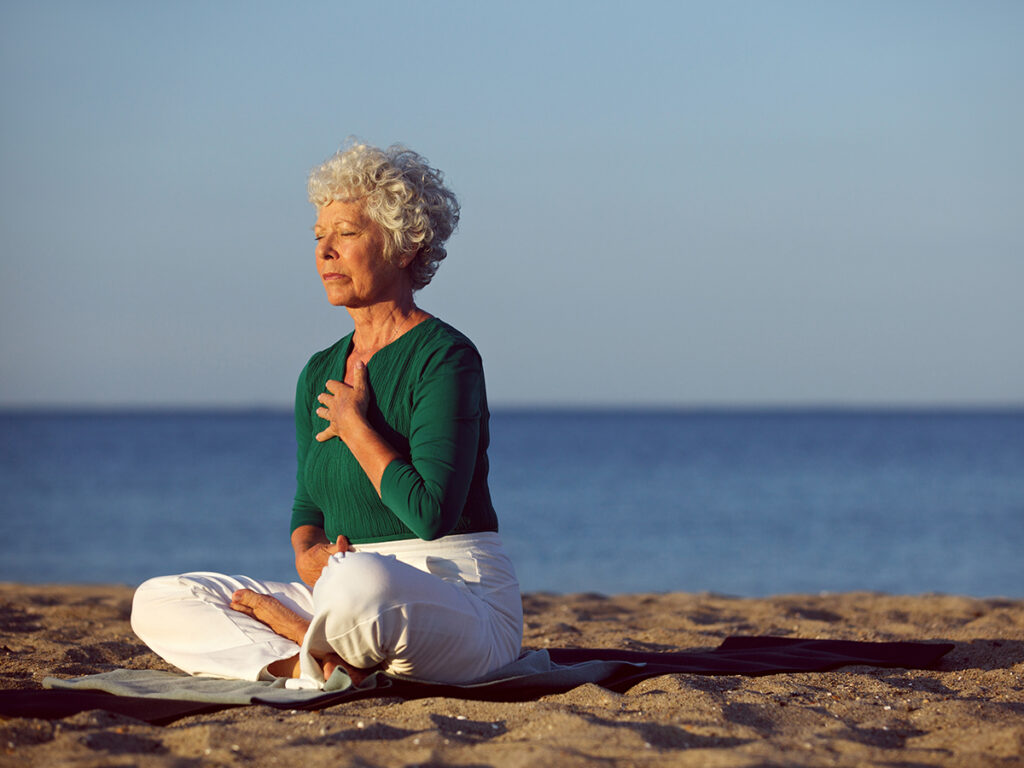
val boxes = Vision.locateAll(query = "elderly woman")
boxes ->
[131,143,522,688]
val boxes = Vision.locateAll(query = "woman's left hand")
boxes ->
[315,361,370,443]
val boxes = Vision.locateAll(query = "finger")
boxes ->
[324,379,343,394]
[352,361,368,392]
[326,535,349,556]
[315,428,334,442]
[316,406,330,419]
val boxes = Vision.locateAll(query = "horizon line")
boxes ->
[2,402,1023,415]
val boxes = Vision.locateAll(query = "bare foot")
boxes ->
[230,589,310,645]
[267,653,301,678]
[263,651,376,686]
[321,652,379,687]
[231,588,378,685]
[321,652,343,681]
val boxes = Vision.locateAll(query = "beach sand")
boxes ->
[1,584,1022,767]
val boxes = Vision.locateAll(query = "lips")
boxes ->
[321,272,347,281]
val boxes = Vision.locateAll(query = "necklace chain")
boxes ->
[354,310,418,360]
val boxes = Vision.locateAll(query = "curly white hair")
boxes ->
[308,142,460,290]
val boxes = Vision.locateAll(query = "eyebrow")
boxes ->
[313,220,360,236]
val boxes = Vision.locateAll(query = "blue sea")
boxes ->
[1,410,1021,597]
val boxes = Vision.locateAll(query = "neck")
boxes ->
[347,297,426,356]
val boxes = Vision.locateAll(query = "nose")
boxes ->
[316,239,335,260]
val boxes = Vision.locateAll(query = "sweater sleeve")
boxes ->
[378,343,484,540]
[291,360,325,533]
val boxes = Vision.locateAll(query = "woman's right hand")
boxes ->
[292,526,352,587]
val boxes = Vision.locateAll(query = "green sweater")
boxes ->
[290,318,499,543]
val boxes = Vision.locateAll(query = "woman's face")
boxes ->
[313,200,408,308]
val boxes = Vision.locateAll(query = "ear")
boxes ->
[397,248,421,270]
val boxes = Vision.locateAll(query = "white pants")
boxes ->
[130,532,523,687]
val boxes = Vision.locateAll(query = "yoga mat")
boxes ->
[0,636,953,725]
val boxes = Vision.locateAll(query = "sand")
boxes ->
[1,583,1022,767]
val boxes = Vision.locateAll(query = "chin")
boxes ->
[322,287,351,306]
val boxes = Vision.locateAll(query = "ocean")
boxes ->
[1,409,1021,597]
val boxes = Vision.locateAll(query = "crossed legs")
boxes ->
[229,588,375,684]
[131,548,521,687]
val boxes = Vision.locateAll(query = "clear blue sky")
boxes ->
[2,0,1021,408]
